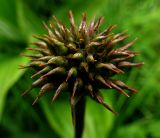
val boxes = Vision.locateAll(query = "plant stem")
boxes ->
[74,95,86,138]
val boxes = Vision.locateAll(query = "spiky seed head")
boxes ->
[21,10,143,122]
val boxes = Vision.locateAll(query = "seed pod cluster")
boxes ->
[20,11,143,121]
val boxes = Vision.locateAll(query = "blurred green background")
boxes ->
[0,0,160,138]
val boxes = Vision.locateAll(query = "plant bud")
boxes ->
[21,10,143,123]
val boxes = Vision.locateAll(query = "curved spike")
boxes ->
[61,24,71,40]
[33,35,50,44]
[40,83,54,95]
[69,10,76,28]
[99,24,117,36]
[86,84,94,97]
[94,16,104,31]
[51,82,68,102]
[53,16,66,38]
[20,53,43,58]
[79,12,87,31]
[93,92,117,115]
[32,97,39,106]
[18,65,29,69]
[113,30,128,39]
[46,37,68,55]
[66,67,77,82]
[70,95,76,126]
[93,34,111,41]
[32,56,53,62]
[69,10,77,36]
[32,83,54,105]
[21,87,33,96]
[108,50,139,57]
[70,93,84,127]
[32,77,45,86]
[21,77,45,96]
[32,41,47,48]
[31,66,51,78]
[48,21,63,41]
[26,47,44,51]
[111,55,135,62]
[43,22,55,37]
[29,61,47,67]
[87,41,102,49]
[19,61,45,68]
[49,21,55,30]
[70,79,79,125]
[41,67,65,78]
[26,48,50,55]
[97,63,124,74]
[113,80,138,93]
[116,38,137,52]
[95,75,112,88]
[118,61,144,67]
[72,79,79,98]
[108,81,130,97]
[53,28,63,41]
[52,16,62,30]
[111,35,129,45]
[88,16,96,36]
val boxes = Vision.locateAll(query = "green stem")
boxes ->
[74,95,86,138]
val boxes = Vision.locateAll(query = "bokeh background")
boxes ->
[0,0,160,138]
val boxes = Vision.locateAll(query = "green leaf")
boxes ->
[114,124,146,138]
[0,55,28,120]
[84,94,114,138]
[15,0,44,36]
[0,0,18,26]
[41,91,114,138]
[146,120,160,138]
[41,97,74,138]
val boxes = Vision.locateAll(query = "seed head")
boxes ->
[20,10,143,121]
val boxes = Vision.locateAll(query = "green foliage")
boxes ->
[0,0,160,138]
[0,55,27,119]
